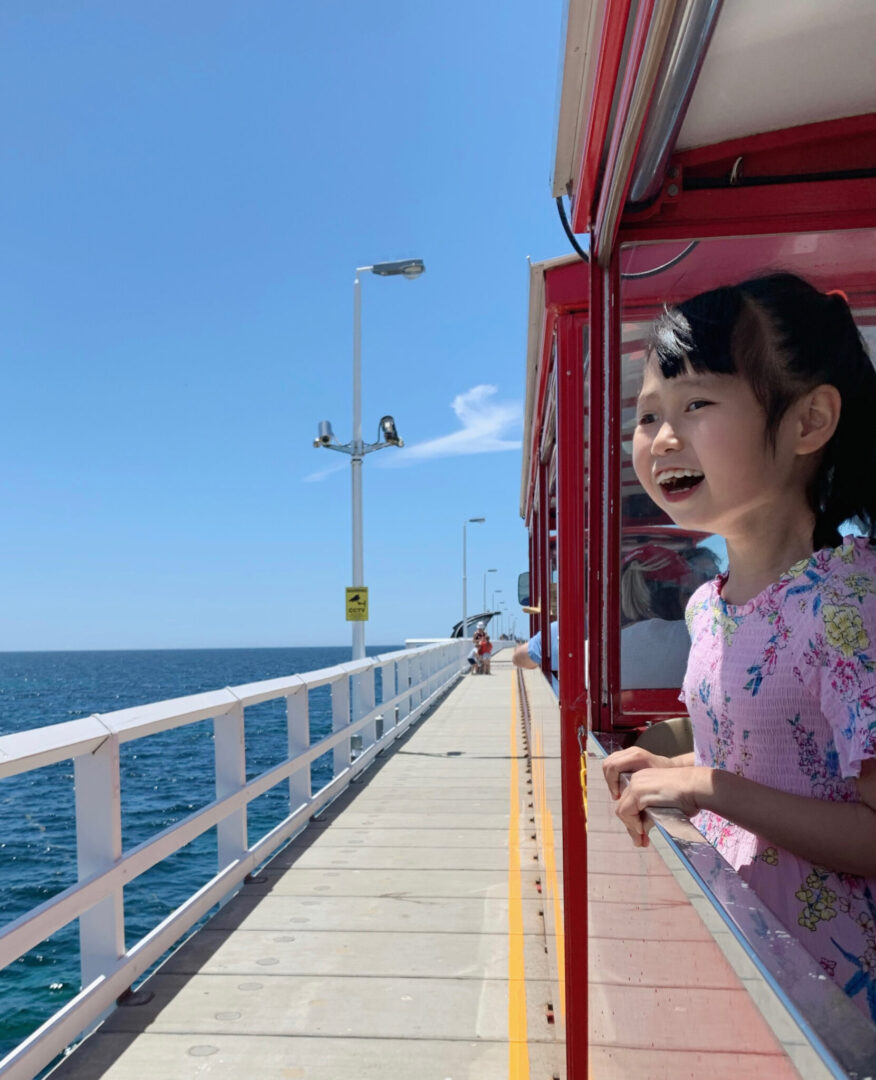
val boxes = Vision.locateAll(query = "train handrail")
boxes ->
[589,733,876,1079]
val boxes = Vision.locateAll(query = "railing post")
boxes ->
[331,675,351,776]
[421,652,430,703]
[214,702,247,872]
[353,665,376,751]
[286,685,310,813]
[397,656,410,724]
[74,732,124,988]
[418,652,427,705]
[411,653,422,708]
[376,662,391,738]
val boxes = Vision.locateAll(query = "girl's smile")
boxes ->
[654,467,705,501]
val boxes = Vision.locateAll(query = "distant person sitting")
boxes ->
[620,545,692,689]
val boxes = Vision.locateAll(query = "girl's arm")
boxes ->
[616,759,876,877]
[602,747,694,798]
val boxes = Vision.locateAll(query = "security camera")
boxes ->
[379,415,402,446]
[315,420,335,447]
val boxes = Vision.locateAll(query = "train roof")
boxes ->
[553,0,876,258]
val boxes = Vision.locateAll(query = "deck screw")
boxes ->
[667,183,679,197]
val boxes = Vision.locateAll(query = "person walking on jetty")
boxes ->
[603,273,876,1021]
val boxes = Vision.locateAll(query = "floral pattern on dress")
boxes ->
[823,604,871,658]
[831,887,876,1019]
[796,867,838,930]
[743,593,791,696]
[787,714,850,803]
[683,536,876,1022]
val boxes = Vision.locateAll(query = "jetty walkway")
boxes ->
[53,655,566,1079]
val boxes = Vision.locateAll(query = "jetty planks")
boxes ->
[51,656,564,1079]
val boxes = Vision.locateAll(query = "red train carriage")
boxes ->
[521,1,876,1075]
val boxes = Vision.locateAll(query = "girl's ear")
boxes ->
[795,384,841,457]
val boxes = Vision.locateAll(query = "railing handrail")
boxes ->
[0,639,470,1080]
[0,640,458,778]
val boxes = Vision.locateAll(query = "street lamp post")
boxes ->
[462,518,485,639]
[483,568,497,612]
[314,258,425,660]
[491,589,503,637]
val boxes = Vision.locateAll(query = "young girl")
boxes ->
[603,272,876,1020]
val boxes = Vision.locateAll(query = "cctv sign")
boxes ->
[345,587,369,621]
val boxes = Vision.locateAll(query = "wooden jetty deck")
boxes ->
[53,655,566,1079]
[48,655,843,1080]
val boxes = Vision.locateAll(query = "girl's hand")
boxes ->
[614,766,713,848]
[602,747,674,799]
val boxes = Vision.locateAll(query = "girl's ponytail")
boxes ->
[809,291,876,548]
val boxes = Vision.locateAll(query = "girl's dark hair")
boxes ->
[650,272,876,550]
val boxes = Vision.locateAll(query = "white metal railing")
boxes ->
[0,639,468,1080]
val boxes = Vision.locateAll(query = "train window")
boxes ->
[615,229,875,711]
[618,325,716,694]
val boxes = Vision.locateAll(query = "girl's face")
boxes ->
[632,361,802,541]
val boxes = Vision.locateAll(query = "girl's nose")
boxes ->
[652,420,681,454]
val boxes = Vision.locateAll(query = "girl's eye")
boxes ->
[637,412,656,426]
[687,399,712,412]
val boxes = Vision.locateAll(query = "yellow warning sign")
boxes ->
[345,587,369,621]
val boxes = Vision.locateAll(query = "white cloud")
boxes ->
[302,384,521,481]
[390,384,521,464]
[302,459,348,483]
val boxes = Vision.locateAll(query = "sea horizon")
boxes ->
[0,643,406,655]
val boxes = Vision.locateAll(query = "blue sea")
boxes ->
[0,646,401,1063]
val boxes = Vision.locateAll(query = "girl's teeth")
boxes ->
[656,469,704,493]
[656,469,703,485]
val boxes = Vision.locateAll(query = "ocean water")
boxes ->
[0,646,401,1063]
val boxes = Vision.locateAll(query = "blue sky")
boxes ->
[0,1,566,649]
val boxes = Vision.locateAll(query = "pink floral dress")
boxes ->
[682,536,876,1021]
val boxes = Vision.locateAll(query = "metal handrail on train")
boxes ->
[588,732,876,1080]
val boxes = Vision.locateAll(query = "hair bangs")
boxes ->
[650,287,743,381]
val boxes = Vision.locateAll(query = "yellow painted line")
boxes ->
[544,807,566,1018]
[535,725,566,1021]
[508,673,530,1080]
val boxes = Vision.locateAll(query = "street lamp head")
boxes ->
[379,415,404,446]
[370,258,425,279]
[468,517,486,524]
[314,419,335,447]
